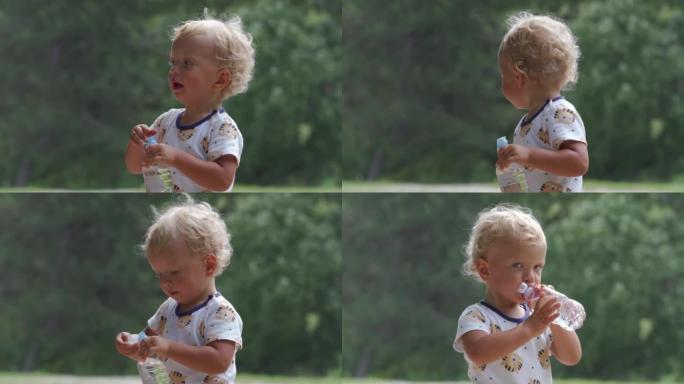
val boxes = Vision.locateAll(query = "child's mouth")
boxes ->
[172,82,184,90]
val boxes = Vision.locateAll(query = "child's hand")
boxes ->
[524,293,560,337]
[130,124,156,146]
[497,144,531,170]
[139,335,171,360]
[144,143,178,168]
[114,332,141,361]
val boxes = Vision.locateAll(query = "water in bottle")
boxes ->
[142,137,173,192]
[496,136,528,192]
[518,282,586,331]
[127,332,170,384]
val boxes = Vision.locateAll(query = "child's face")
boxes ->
[499,59,527,110]
[479,237,546,304]
[168,34,225,108]
[147,236,215,307]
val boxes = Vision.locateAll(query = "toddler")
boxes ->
[125,11,255,192]
[453,204,582,383]
[115,196,243,384]
[497,13,588,192]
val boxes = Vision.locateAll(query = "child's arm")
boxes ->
[497,141,589,177]
[144,144,237,191]
[549,324,582,366]
[125,124,156,174]
[140,336,236,375]
[460,297,560,366]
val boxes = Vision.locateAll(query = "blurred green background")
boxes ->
[343,0,684,185]
[0,0,340,189]
[0,194,341,378]
[343,194,684,381]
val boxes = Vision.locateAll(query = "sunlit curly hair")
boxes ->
[499,12,581,91]
[463,204,546,282]
[172,9,255,99]
[142,194,232,276]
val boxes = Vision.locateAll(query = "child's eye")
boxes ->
[512,262,523,269]
[183,60,193,68]
[534,265,544,272]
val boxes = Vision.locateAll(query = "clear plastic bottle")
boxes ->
[518,282,586,331]
[496,136,528,192]
[127,332,170,384]
[142,137,173,192]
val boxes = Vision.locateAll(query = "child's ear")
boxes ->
[475,258,491,281]
[204,254,218,276]
[512,62,527,87]
[214,68,232,89]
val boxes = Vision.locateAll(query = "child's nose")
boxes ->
[522,270,535,282]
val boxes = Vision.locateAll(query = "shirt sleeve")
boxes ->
[202,300,243,350]
[149,110,172,144]
[147,299,173,335]
[453,305,491,353]
[207,119,243,165]
[547,104,586,150]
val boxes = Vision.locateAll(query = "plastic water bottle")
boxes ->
[518,282,586,331]
[127,332,170,384]
[496,136,528,192]
[142,137,173,192]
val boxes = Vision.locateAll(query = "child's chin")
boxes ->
[172,94,187,104]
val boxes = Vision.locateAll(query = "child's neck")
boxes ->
[484,289,525,318]
[525,88,562,121]
[181,100,223,126]
[178,281,217,312]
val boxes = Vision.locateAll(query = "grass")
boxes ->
[342,179,684,193]
[0,373,341,384]
[1,374,680,384]
[342,380,682,384]
[0,184,342,193]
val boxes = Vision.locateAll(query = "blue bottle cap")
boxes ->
[496,136,508,149]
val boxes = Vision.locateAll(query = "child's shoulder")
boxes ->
[545,97,581,118]
[161,108,185,120]
[459,302,490,323]
[202,294,240,319]
[211,109,239,129]
[208,110,243,141]
[154,297,177,315]
[153,108,184,128]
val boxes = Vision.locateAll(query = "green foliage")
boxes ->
[572,0,684,180]
[0,194,340,376]
[342,194,684,380]
[0,0,340,188]
[224,194,341,374]
[343,0,684,183]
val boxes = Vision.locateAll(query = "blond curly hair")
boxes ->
[142,195,233,276]
[463,204,546,282]
[172,10,255,99]
[499,12,581,91]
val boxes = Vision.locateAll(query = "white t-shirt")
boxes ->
[454,302,553,384]
[148,292,243,384]
[512,97,587,192]
[150,108,243,192]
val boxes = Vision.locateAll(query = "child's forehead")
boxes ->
[148,236,195,263]
[170,34,216,59]
[488,237,546,261]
